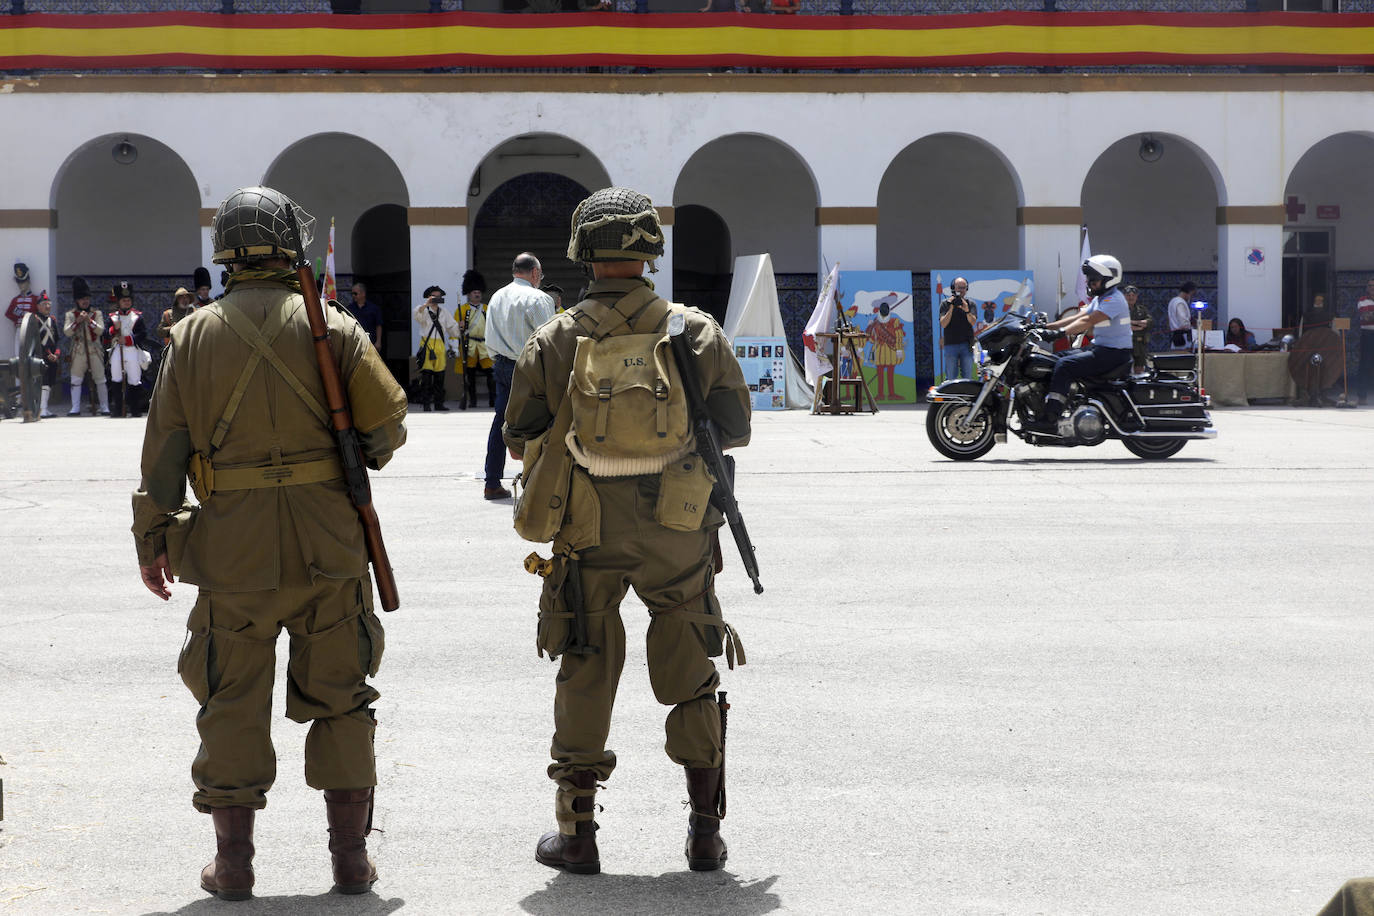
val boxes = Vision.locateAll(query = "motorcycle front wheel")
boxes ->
[1122,437,1186,460]
[926,402,996,460]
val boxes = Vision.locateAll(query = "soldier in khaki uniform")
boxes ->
[130,187,407,901]
[504,187,751,875]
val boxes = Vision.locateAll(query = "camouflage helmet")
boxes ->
[211,186,314,265]
[566,187,664,266]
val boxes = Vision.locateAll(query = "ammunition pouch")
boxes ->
[187,452,215,503]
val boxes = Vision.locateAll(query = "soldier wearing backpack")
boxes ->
[504,187,752,876]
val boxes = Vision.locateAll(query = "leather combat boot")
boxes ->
[535,771,600,875]
[684,767,728,871]
[324,788,379,894]
[200,806,255,901]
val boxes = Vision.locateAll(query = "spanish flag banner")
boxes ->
[0,11,1371,71]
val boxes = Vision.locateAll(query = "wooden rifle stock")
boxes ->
[284,205,400,612]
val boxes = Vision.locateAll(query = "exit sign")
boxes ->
[1317,205,1341,220]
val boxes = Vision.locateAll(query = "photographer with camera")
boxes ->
[413,285,461,412]
[939,276,977,379]
[63,277,110,416]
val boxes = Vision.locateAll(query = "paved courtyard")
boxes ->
[2,402,1373,915]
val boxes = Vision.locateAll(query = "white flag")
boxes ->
[1075,228,1091,309]
[803,263,840,387]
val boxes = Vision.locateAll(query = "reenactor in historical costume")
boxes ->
[107,281,150,418]
[5,262,40,335]
[16,292,61,419]
[193,266,214,308]
[64,277,110,416]
[504,187,752,875]
[158,287,198,344]
[413,284,461,412]
[455,269,495,410]
[130,186,408,901]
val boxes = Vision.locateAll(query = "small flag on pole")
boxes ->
[323,218,337,301]
[803,263,840,387]
[1075,227,1091,310]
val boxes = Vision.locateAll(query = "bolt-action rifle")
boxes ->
[283,204,400,612]
[666,313,763,595]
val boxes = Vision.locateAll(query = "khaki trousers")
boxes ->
[178,575,384,812]
[544,475,724,790]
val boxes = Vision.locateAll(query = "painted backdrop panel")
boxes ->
[930,269,1034,383]
[840,269,916,404]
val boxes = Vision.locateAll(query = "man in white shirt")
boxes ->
[1355,277,1374,405]
[1167,281,1197,349]
[483,252,555,499]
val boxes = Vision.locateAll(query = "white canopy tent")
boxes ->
[720,254,813,409]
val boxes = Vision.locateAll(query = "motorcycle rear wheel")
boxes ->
[926,402,996,460]
[1122,437,1186,460]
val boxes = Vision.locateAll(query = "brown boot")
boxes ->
[324,788,378,894]
[535,771,600,875]
[199,806,255,901]
[684,767,728,871]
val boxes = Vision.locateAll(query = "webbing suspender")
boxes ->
[212,299,331,454]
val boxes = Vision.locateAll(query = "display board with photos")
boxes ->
[733,337,788,411]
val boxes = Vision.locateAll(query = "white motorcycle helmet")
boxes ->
[1081,254,1123,291]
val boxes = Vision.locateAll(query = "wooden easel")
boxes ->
[811,283,879,416]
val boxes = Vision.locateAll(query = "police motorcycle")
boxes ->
[925,305,1215,462]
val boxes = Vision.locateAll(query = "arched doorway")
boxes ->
[1283,133,1374,332]
[674,133,818,340]
[473,172,592,306]
[264,133,409,377]
[52,133,200,320]
[1082,133,1222,344]
[672,204,733,324]
[467,134,612,304]
[877,134,1021,378]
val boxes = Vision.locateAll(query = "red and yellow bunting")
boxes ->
[1,11,1371,71]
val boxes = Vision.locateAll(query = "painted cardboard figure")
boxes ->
[865,293,907,401]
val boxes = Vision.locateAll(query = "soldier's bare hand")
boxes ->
[140,553,174,601]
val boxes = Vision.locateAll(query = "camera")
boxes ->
[431,295,445,305]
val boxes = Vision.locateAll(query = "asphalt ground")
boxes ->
[1,401,1373,915]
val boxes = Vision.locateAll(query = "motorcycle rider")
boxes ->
[1029,254,1134,432]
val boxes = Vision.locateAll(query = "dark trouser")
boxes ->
[485,354,515,488]
[1357,332,1374,400]
[420,369,444,406]
[1049,345,1133,399]
[465,365,495,408]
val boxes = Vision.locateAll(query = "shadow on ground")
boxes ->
[520,871,781,916]
[142,893,405,915]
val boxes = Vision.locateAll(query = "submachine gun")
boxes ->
[284,204,400,612]
[666,312,763,595]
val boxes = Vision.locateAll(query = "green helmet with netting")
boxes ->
[566,187,664,267]
[211,186,315,265]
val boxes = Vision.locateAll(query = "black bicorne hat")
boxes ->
[13,262,29,283]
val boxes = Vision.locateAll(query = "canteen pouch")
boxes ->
[513,424,573,543]
[654,455,716,532]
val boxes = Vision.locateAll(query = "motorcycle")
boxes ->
[926,311,1214,461]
